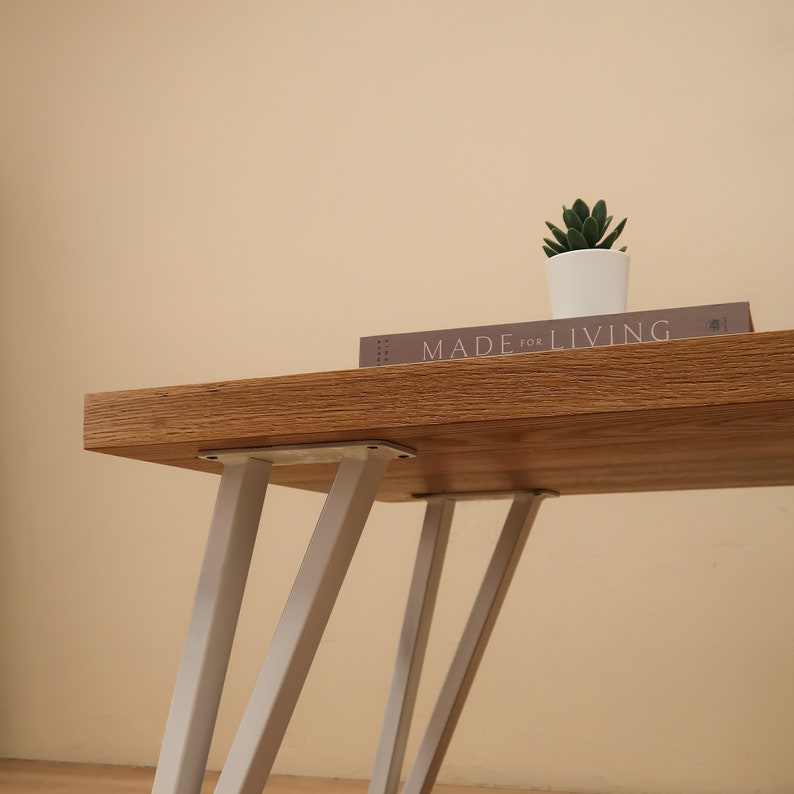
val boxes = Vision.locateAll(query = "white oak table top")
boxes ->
[84,330,794,502]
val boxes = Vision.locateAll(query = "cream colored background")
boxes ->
[1,2,793,793]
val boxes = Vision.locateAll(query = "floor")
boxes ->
[0,759,576,794]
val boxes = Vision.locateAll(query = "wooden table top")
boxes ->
[83,330,794,502]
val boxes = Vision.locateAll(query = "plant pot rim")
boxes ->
[548,248,629,264]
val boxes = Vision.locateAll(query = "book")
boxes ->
[358,302,754,367]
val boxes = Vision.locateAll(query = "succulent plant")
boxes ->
[543,198,627,259]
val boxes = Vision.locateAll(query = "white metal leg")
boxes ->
[152,457,273,794]
[368,497,455,794]
[215,445,404,794]
[401,492,552,794]
[150,441,544,794]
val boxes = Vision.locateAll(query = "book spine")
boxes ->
[359,303,752,367]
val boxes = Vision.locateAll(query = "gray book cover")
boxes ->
[359,302,753,367]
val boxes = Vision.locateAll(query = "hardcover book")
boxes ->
[359,302,754,367]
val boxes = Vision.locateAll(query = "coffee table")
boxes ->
[84,330,794,794]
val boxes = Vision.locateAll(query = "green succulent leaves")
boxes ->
[582,216,599,246]
[542,198,628,259]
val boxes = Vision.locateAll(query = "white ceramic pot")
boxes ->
[544,249,630,319]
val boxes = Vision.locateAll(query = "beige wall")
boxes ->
[2,2,793,792]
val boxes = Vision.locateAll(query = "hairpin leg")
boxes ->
[368,497,455,794]
[401,491,552,794]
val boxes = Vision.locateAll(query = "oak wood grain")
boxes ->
[83,331,794,501]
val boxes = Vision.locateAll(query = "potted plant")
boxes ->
[542,198,629,319]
